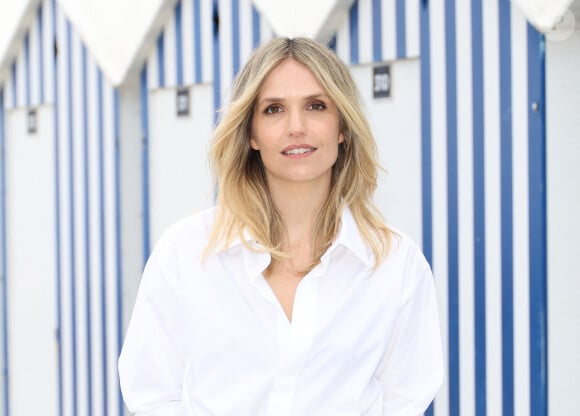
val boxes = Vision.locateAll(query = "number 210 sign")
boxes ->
[373,65,391,98]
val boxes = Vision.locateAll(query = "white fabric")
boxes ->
[118,207,443,416]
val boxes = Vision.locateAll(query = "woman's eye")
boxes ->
[308,101,327,111]
[264,105,283,114]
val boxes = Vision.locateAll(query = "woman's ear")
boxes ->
[250,136,260,150]
[338,132,345,144]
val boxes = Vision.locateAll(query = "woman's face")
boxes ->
[251,58,344,190]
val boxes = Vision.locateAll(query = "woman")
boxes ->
[119,37,443,415]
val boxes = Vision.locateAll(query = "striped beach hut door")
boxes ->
[419,0,548,415]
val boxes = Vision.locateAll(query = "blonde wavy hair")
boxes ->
[206,37,391,270]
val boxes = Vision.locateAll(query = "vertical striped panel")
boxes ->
[2,0,54,110]
[140,0,274,251]
[146,0,228,90]
[335,0,421,65]
[423,0,548,415]
[142,0,274,136]
[214,0,273,107]
[53,4,123,416]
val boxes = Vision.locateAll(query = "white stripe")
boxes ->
[482,0,503,413]
[335,9,350,65]
[16,47,26,108]
[164,9,177,87]
[200,0,213,84]
[101,80,120,416]
[382,0,396,61]
[86,52,105,416]
[429,0,449,414]
[511,5,531,416]
[358,0,372,63]
[218,0,234,105]
[43,0,54,103]
[56,8,74,416]
[455,1,475,414]
[29,16,40,105]
[405,0,420,58]
[182,0,194,86]
[259,9,274,42]
[71,29,89,416]
[147,52,158,90]
[239,0,254,67]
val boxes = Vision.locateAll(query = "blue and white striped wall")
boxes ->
[143,0,274,102]
[0,0,124,415]
[420,0,547,415]
[334,0,420,64]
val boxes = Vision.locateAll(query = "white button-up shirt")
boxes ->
[118,207,443,416]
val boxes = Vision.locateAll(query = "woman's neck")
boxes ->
[267,176,331,252]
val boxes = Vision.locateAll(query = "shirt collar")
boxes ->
[222,207,374,280]
[322,207,374,269]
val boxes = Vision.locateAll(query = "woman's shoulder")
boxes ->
[384,225,431,274]
[153,206,218,254]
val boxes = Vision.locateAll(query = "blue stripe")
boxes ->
[96,68,108,416]
[349,2,359,64]
[498,1,514,414]
[213,0,221,118]
[527,24,548,416]
[372,0,382,62]
[52,1,64,414]
[175,1,183,85]
[11,62,17,108]
[232,0,240,75]
[66,20,79,416]
[419,0,433,272]
[157,32,165,88]
[252,6,260,49]
[471,1,486,414]
[38,4,45,104]
[24,34,31,107]
[0,88,9,416]
[81,44,93,416]
[419,2,434,414]
[444,0,460,414]
[193,0,202,83]
[396,0,407,58]
[113,89,124,416]
[140,67,151,261]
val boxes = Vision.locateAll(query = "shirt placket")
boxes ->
[265,267,321,416]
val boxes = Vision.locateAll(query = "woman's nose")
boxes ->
[287,109,306,137]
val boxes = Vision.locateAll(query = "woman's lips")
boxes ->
[281,144,317,157]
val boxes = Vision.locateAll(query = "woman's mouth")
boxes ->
[282,145,317,156]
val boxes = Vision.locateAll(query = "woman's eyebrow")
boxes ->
[256,93,329,106]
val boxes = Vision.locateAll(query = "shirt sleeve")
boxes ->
[118,231,187,416]
[376,251,444,415]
